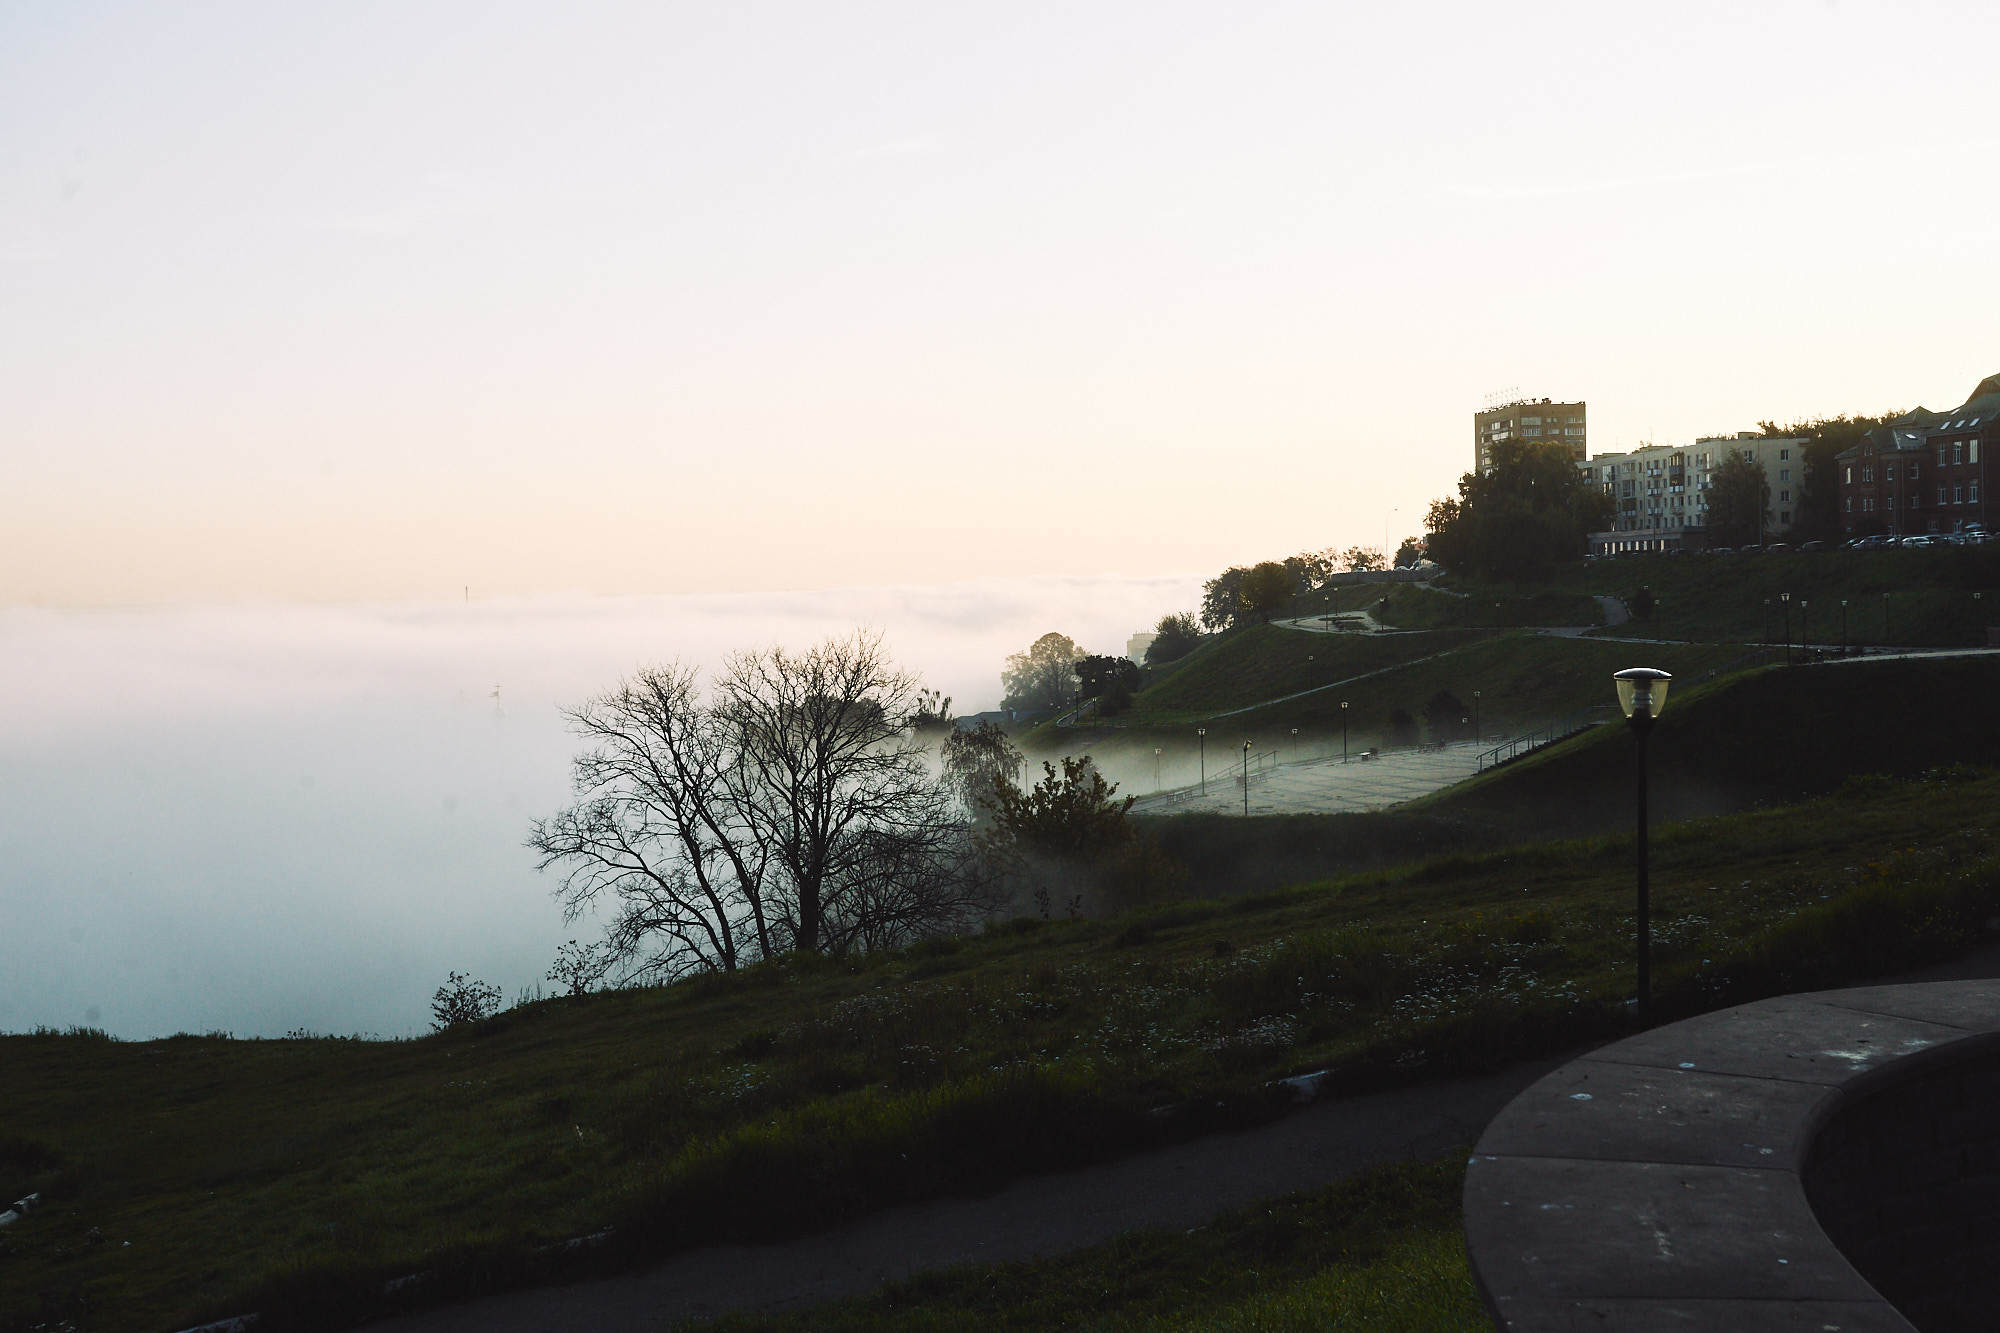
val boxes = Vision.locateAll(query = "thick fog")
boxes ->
[0,575,1197,1039]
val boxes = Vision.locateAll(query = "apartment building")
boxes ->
[1474,398,1586,474]
[1580,433,1809,555]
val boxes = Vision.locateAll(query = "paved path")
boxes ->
[362,1058,1576,1333]
[1130,741,1492,817]
[365,939,2000,1333]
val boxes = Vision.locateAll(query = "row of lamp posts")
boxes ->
[1176,666,1674,1030]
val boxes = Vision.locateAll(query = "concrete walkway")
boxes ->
[1130,740,1491,817]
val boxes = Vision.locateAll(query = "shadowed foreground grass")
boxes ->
[679,1155,1490,1333]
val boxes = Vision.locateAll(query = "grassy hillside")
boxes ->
[1295,580,1603,631]
[1419,653,2000,834]
[1069,629,1749,760]
[1440,544,2000,646]
[10,749,2000,1329]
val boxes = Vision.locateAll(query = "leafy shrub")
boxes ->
[430,971,502,1033]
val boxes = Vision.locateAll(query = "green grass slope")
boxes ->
[1445,544,2000,646]
[1419,653,2000,835]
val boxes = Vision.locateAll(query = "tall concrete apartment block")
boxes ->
[1474,398,1586,474]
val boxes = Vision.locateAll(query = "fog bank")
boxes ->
[0,574,1197,1038]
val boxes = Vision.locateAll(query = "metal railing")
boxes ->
[1476,709,1613,772]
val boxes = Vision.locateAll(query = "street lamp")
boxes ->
[1613,667,1672,1028]
[1153,746,1162,792]
[1840,599,1849,656]
[1763,597,1773,645]
[1196,728,1207,795]
[1341,700,1350,763]
[1779,592,1792,664]
[1289,726,1298,760]
[1800,599,1809,659]
[1241,740,1252,817]
[1472,690,1482,741]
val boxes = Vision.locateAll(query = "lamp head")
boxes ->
[1613,667,1673,721]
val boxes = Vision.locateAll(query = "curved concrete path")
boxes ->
[359,941,2000,1332]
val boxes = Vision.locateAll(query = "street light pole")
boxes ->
[1241,741,1251,817]
[1473,690,1481,741]
[1196,728,1207,795]
[1840,599,1848,656]
[1340,701,1350,763]
[1780,592,1791,664]
[1800,599,1809,660]
[1613,667,1673,1028]
[1153,746,1162,792]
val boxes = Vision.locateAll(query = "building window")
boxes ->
[1844,465,1853,484]
[1954,485,1964,504]
[1939,446,1948,465]
[1939,484,1949,504]
[1911,464,1921,479]
[1779,449,1790,460]
[1973,481,1983,503]
[1972,440,1982,464]
[1846,497,1853,512]
[1781,511,1791,524]
[1954,442,1964,465]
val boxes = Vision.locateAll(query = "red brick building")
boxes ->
[1839,373,1996,536]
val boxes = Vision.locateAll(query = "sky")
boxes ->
[6,0,1998,605]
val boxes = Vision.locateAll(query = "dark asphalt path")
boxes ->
[361,939,2000,1332]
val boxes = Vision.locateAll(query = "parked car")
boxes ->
[1765,542,1794,553]
[1799,540,1828,552]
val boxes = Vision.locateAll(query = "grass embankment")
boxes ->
[1438,544,2000,646]
[682,1154,1486,1333]
[1294,580,1602,632]
[9,754,2000,1330]
[1069,628,1747,766]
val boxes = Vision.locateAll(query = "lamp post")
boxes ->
[1840,599,1849,656]
[1473,690,1482,741]
[1613,667,1673,1028]
[1196,728,1207,795]
[1241,740,1252,817]
[1341,701,1350,763]
[1763,597,1773,645]
[1289,726,1298,762]
[1153,746,1162,792]
[1779,592,1792,664]
[1800,599,1810,660]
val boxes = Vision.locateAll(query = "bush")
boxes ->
[431,972,502,1033]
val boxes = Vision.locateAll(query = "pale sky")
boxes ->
[6,0,1996,605]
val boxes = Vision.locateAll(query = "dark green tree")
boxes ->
[1421,442,1612,579]
[1200,567,1249,630]
[984,756,1134,863]
[1074,654,1140,700]
[1240,561,1295,622]
[1705,451,1771,547]
[1001,632,1085,712]
[1145,612,1202,665]
[1759,412,1903,542]
[1393,536,1424,568]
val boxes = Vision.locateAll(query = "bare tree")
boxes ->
[529,631,989,982]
